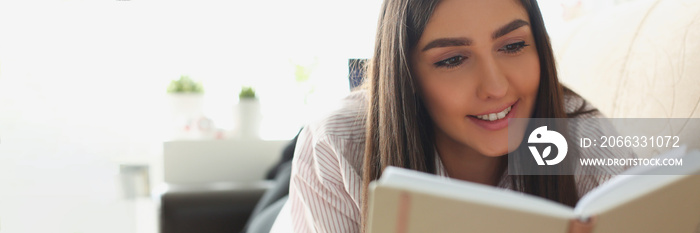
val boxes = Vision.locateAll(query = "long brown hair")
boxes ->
[361,0,587,229]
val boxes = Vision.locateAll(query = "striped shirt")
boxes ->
[270,90,633,233]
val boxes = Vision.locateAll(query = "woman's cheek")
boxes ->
[508,53,540,96]
[420,78,462,129]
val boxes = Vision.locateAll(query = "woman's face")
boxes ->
[412,0,539,157]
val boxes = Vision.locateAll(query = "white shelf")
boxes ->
[163,139,289,184]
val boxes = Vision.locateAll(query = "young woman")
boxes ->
[271,0,631,232]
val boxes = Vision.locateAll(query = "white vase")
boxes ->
[168,93,204,119]
[235,98,262,139]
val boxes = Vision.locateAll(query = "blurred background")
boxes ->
[0,0,653,232]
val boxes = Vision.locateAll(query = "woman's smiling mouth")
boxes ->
[473,105,512,121]
[467,100,519,131]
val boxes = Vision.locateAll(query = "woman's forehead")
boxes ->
[421,0,530,42]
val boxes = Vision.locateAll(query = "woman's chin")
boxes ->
[476,138,525,157]
[477,147,510,157]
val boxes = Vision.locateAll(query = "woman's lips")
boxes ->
[467,100,519,131]
[471,100,518,116]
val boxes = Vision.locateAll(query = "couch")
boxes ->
[554,0,700,152]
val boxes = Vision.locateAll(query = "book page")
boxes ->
[574,147,700,218]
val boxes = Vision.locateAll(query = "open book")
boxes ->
[367,148,700,233]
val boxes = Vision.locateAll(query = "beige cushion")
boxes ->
[554,0,700,151]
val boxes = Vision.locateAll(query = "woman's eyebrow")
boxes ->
[492,19,529,40]
[421,19,530,52]
[422,37,472,52]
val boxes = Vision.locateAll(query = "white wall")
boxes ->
[0,0,382,181]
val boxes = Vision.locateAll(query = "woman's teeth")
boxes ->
[475,106,512,121]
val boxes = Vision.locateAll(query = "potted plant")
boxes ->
[167,75,205,121]
[235,86,262,139]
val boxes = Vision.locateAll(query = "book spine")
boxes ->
[568,217,596,233]
[395,191,411,233]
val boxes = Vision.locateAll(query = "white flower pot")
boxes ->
[168,93,204,119]
[235,98,262,139]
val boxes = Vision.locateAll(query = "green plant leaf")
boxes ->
[239,86,256,99]
[167,75,204,93]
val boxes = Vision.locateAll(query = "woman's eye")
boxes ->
[434,56,465,68]
[499,41,529,54]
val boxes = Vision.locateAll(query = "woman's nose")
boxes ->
[476,56,508,100]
